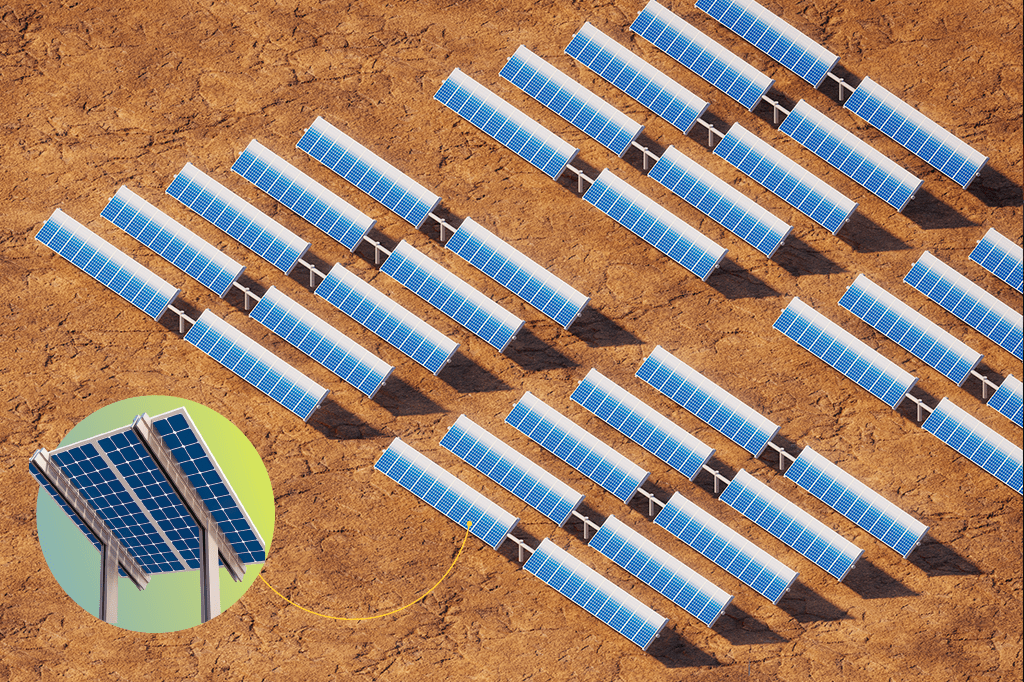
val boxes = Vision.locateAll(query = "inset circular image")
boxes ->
[31,396,274,633]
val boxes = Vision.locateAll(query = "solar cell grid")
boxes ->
[988,375,1023,428]
[970,228,1023,294]
[923,398,1023,494]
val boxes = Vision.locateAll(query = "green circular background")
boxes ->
[35,396,274,633]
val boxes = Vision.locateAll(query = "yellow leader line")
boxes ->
[259,521,471,621]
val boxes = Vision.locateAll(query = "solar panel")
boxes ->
[505,392,650,504]
[773,297,918,408]
[101,186,245,298]
[720,469,863,580]
[183,309,329,422]
[380,240,525,353]
[523,537,668,650]
[637,345,780,457]
[785,447,928,558]
[231,139,375,252]
[714,123,858,234]
[780,100,922,212]
[35,208,180,321]
[970,228,1023,294]
[433,68,580,180]
[564,22,710,134]
[649,145,792,258]
[374,437,519,549]
[695,0,839,87]
[653,491,797,603]
[988,375,1023,428]
[500,46,643,158]
[314,263,459,375]
[904,251,1023,361]
[296,116,441,228]
[30,461,103,553]
[582,169,726,280]
[632,1,773,111]
[440,415,584,527]
[249,286,393,399]
[570,368,714,481]
[445,217,589,329]
[923,398,1023,494]
[590,515,733,627]
[166,163,310,275]
[838,274,983,387]
[844,77,988,188]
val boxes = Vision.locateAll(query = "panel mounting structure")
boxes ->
[969,228,1023,294]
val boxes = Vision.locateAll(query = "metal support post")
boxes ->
[99,542,119,624]
[199,525,221,623]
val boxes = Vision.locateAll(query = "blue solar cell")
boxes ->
[988,375,1023,428]
[923,398,1023,494]
[970,228,1023,294]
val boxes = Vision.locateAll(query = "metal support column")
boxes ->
[99,542,119,624]
[199,525,221,623]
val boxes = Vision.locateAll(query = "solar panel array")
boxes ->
[631,1,773,111]
[970,228,1023,294]
[434,69,580,180]
[36,209,180,321]
[565,22,710,134]
[785,447,928,558]
[231,139,375,252]
[374,438,519,549]
[590,514,733,627]
[296,116,441,228]
[499,46,644,158]
[844,77,988,188]
[780,100,922,212]
[922,398,1023,495]
[249,286,393,399]
[183,309,329,422]
[446,217,590,329]
[988,375,1023,428]
[505,392,650,504]
[101,186,245,298]
[720,469,863,580]
[714,124,857,234]
[773,297,918,409]
[904,251,1023,361]
[582,169,726,280]
[166,163,310,275]
[571,368,714,480]
[838,274,983,387]
[30,461,103,552]
[523,538,668,650]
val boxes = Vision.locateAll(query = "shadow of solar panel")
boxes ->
[565,22,710,134]
[839,274,983,387]
[988,375,1023,428]
[374,438,519,549]
[923,398,1023,494]
[970,228,1023,294]
[36,208,180,321]
[582,169,726,280]
[30,461,103,552]
[695,0,838,87]
[781,100,922,211]
[523,538,668,650]
[773,297,917,408]
[184,309,328,421]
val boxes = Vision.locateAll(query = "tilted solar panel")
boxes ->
[440,415,584,527]
[231,140,375,252]
[499,45,644,158]
[30,461,103,553]
[714,123,857,234]
[314,263,459,375]
[637,345,780,457]
[970,228,1023,294]
[523,537,668,650]
[296,116,441,228]
[249,286,393,399]
[695,0,839,87]
[844,77,988,188]
[785,447,928,558]
[582,169,726,280]
[838,274,983,387]
[183,309,329,422]
[988,375,1023,429]
[923,398,1023,494]
[904,251,1023,361]
[570,368,714,480]
[565,22,710,134]
[780,100,922,212]
[773,297,918,408]
[166,163,310,275]
[36,208,180,321]
[374,437,519,549]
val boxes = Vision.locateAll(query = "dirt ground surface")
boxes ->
[2,0,1021,679]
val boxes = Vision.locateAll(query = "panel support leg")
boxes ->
[99,542,119,624]
[200,526,221,623]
